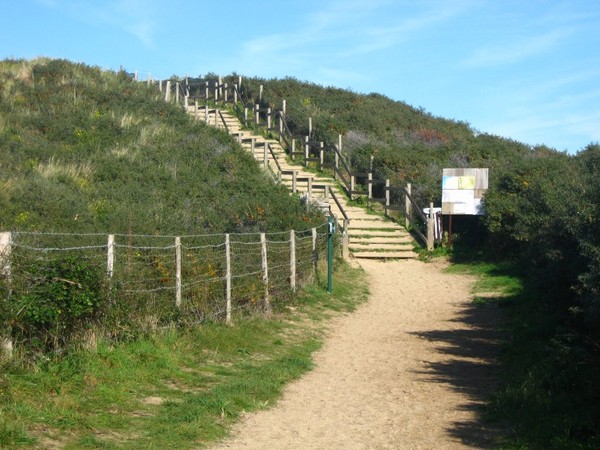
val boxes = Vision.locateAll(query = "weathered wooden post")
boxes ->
[289,230,296,291]
[223,83,228,103]
[263,142,268,170]
[233,83,238,104]
[319,142,324,169]
[225,234,232,324]
[204,81,209,101]
[427,202,434,251]
[175,81,180,104]
[267,108,271,130]
[307,177,313,200]
[308,117,313,136]
[244,107,248,126]
[385,179,390,217]
[368,172,373,200]
[175,236,182,307]
[194,99,199,119]
[260,233,270,313]
[291,138,296,161]
[255,104,260,125]
[107,234,115,279]
[304,136,309,167]
[292,170,297,194]
[259,84,263,102]
[251,137,256,156]
[1,231,13,358]
[350,175,355,200]
[405,183,412,229]
[165,80,171,102]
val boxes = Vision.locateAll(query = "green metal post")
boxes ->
[327,216,334,294]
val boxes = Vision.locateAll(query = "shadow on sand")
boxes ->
[410,295,508,448]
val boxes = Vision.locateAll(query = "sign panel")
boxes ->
[441,168,488,215]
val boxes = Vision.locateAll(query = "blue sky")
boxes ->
[2,0,599,153]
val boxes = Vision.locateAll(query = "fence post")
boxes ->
[312,227,318,274]
[224,83,228,103]
[204,81,209,101]
[290,230,296,291]
[405,183,412,229]
[350,175,355,200]
[259,84,263,102]
[205,105,209,124]
[263,142,268,170]
[225,234,232,324]
[342,220,350,260]
[234,83,238,104]
[304,136,309,167]
[194,99,199,119]
[244,107,248,126]
[278,112,283,141]
[251,137,256,156]
[165,80,171,102]
[368,172,373,200]
[292,170,297,194]
[267,108,271,130]
[307,177,313,200]
[1,231,12,358]
[175,81,180,104]
[427,203,434,251]
[107,234,115,279]
[291,138,296,160]
[385,179,390,217]
[260,233,270,313]
[175,237,182,308]
[319,142,324,169]
[309,117,312,136]
[255,104,259,125]
[159,79,163,94]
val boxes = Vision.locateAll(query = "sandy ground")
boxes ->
[209,259,502,449]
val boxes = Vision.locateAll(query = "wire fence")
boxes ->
[0,226,329,355]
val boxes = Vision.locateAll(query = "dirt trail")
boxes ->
[210,259,501,449]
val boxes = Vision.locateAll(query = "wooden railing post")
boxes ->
[427,202,434,251]
[319,142,324,169]
[405,183,412,229]
[1,231,13,358]
[385,179,390,217]
[308,117,312,136]
[267,108,271,130]
[165,80,171,102]
[175,81,180,104]
[304,136,309,167]
[292,170,297,193]
[291,138,296,161]
[244,107,248,126]
[194,99,199,119]
[234,83,238,104]
[368,172,373,200]
[223,83,228,103]
[255,104,260,125]
[263,142,268,170]
[350,175,355,200]
[307,177,313,200]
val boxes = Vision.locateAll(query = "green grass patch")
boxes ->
[0,261,368,449]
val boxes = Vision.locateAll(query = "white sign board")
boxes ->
[441,168,488,215]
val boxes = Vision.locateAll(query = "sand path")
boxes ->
[210,259,501,449]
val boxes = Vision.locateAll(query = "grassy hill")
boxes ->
[0,60,322,235]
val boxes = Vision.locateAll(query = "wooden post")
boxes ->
[165,80,171,102]
[218,76,223,98]
[260,233,270,313]
[205,105,209,123]
[338,134,343,154]
[1,232,12,358]
[308,117,312,136]
[251,137,256,156]
[107,234,115,278]
[214,109,219,127]
[290,230,296,291]
[278,112,283,141]
[234,83,238,104]
[214,83,218,102]
[342,220,350,260]
[224,83,228,102]
[334,145,339,180]
[312,227,318,274]
[319,142,324,169]
[267,108,271,130]
[368,172,373,200]
[263,142,268,170]
[405,183,412,229]
[385,179,390,216]
[255,104,260,125]
[307,177,313,200]
[244,107,248,126]
[259,84,263,102]
[175,81,180,104]
[304,136,309,167]
[324,185,330,201]
[292,170,297,193]
[175,236,182,307]
[204,81,209,101]
[350,175,355,200]
[291,138,296,160]
[159,79,163,94]
[282,99,286,114]
[427,202,434,251]
[194,99,199,119]
[225,234,232,324]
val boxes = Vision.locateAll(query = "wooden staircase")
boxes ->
[190,107,418,260]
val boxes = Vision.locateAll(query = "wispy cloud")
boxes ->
[37,0,157,47]
[462,28,572,68]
